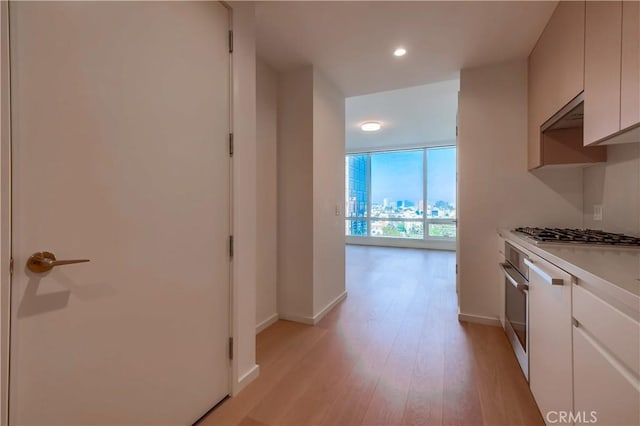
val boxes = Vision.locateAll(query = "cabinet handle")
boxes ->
[524,258,565,285]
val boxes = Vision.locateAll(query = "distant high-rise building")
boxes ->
[346,155,368,236]
[396,200,414,208]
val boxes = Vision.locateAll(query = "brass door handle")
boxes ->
[26,251,90,273]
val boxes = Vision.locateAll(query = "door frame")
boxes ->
[0,2,238,423]
[222,0,235,403]
[1,1,12,424]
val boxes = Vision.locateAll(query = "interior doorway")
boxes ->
[344,80,459,303]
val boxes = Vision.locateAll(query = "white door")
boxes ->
[9,2,231,424]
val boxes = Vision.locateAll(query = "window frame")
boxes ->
[345,145,457,242]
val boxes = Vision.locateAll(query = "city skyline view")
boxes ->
[369,148,456,207]
[371,150,422,205]
[346,146,457,239]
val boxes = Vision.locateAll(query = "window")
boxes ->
[345,146,456,240]
[426,146,457,238]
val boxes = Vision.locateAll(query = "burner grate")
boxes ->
[514,227,640,247]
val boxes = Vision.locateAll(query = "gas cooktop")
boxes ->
[514,227,640,247]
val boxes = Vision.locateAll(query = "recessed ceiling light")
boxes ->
[393,47,407,57]
[361,122,381,132]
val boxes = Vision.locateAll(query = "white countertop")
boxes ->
[499,229,640,312]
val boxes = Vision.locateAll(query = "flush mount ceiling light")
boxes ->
[361,122,382,132]
[393,47,407,57]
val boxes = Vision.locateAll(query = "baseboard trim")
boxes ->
[234,364,260,396]
[255,313,279,334]
[277,313,314,325]
[458,312,501,327]
[278,291,348,326]
[312,291,348,324]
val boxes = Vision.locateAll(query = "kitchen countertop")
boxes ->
[499,229,640,314]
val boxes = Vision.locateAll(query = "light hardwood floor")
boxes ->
[201,246,543,426]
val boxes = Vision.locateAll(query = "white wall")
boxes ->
[229,1,259,394]
[277,66,315,320]
[276,66,346,324]
[312,70,346,316]
[583,143,640,236]
[255,58,278,330]
[458,59,584,322]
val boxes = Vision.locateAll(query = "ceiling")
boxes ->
[346,79,459,151]
[255,1,557,96]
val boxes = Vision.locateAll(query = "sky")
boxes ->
[369,147,456,206]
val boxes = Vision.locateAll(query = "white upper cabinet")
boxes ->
[620,0,640,132]
[528,1,607,169]
[584,1,622,145]
[584,1,640,145]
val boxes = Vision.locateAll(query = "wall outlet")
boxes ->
[335,204,341,216]
[593,204,603,221]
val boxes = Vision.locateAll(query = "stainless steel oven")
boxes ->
[500,242,529,380]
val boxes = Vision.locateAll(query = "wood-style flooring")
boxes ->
[201,246,543,426]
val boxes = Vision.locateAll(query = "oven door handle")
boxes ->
[500,263,529,292]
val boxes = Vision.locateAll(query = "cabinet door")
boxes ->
[527,255,573,422]
[621,0,640,131]
[528,1,585,169]
[584,1,623,145]
[573,284,640,376]
[573,325,640,426]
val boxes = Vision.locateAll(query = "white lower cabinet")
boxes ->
[572,283,640,426]
[502,234,640,426]
[573,324,640,426]
[527,253,574,424]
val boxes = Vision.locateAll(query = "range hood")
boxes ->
[541,92,640,145]
[541,93,584,132]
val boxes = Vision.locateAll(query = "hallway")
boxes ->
[201,246,543,426]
